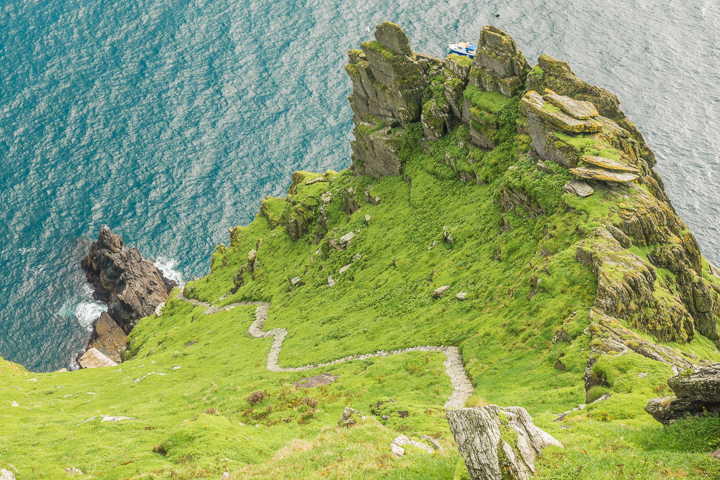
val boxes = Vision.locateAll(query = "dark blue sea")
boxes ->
[1,0,719,371]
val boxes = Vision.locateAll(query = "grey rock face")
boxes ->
[645,364,720,424]
[470,26,530,98]
[374,22,412,57]
[668,363,720,401]
[447,405,562,480]
[345,23,437,178]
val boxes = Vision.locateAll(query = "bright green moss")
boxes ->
[463,86,511,113]
[361,41,395,60]
[446,53,473,67]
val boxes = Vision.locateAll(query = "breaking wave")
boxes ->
[154,256,185,289]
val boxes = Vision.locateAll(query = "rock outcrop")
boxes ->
[469,26,530,97]
[78,348,118,369]
[345,23,531,178]
[81,226,176,363]
[645,364,720,424]
[86,312,127,363]
[447,405,562,480]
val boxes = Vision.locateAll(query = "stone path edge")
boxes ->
[176,293,473,409]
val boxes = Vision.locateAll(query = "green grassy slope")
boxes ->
[2,64,720,480]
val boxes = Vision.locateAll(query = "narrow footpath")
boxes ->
[177,293,474,409]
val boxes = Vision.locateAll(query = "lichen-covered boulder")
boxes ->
[569,167,639,183]
[668,364,720,401]
[447,405,562,480]
[520,91,603,134]
[585,308,695,371]
[526,55,627,131]
[469,26,530,97]
[645,364,720,424]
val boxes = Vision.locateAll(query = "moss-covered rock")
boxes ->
[469,26,530,98]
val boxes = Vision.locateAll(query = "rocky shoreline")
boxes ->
[77,226,175,367]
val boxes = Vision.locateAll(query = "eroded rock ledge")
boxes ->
[646,364,720,424]
[80,226,176,364]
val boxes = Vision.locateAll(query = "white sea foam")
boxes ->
[74,302,107,331]
[81,283,95,297]
[154,256,185,288]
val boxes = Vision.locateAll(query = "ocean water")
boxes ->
[1,0,718,372]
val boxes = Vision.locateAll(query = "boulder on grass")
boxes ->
[447,405,562,480]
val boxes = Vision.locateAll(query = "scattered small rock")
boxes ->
[353,253,362,262]
[392,435,435,454]
[338,406,362,427]
[364,214,371,224]
[339,231,355,245]
[290,276,305,288]
[421,435,442,451]
[563,179,594,197]
[222,472,230,479]
[294,373,339,389]
[11,401,18,407]
[456,292,468,301]
[382,415,390,420]
[432,286,450,298]
[102,416,137,423]
[391,444,405,457]
[304,176,325,185]
[710,449,720,461]
[328,275,335,287]
[638,372,648,378]
[1,469,16,480]
[554,359,567,371]
[133,372,166,384]
[536,160,557,175]
[83,415,137,423]
[78,348,118,369]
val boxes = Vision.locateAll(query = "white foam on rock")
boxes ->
[74,302,107,331]
[153,256,185,288]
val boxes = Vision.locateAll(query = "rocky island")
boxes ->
[0,22,719,480]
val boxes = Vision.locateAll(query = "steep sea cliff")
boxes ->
[1,0,720,373]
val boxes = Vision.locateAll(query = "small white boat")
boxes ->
[447,42,476,59]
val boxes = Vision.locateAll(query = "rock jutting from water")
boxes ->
[80,226,176,364]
